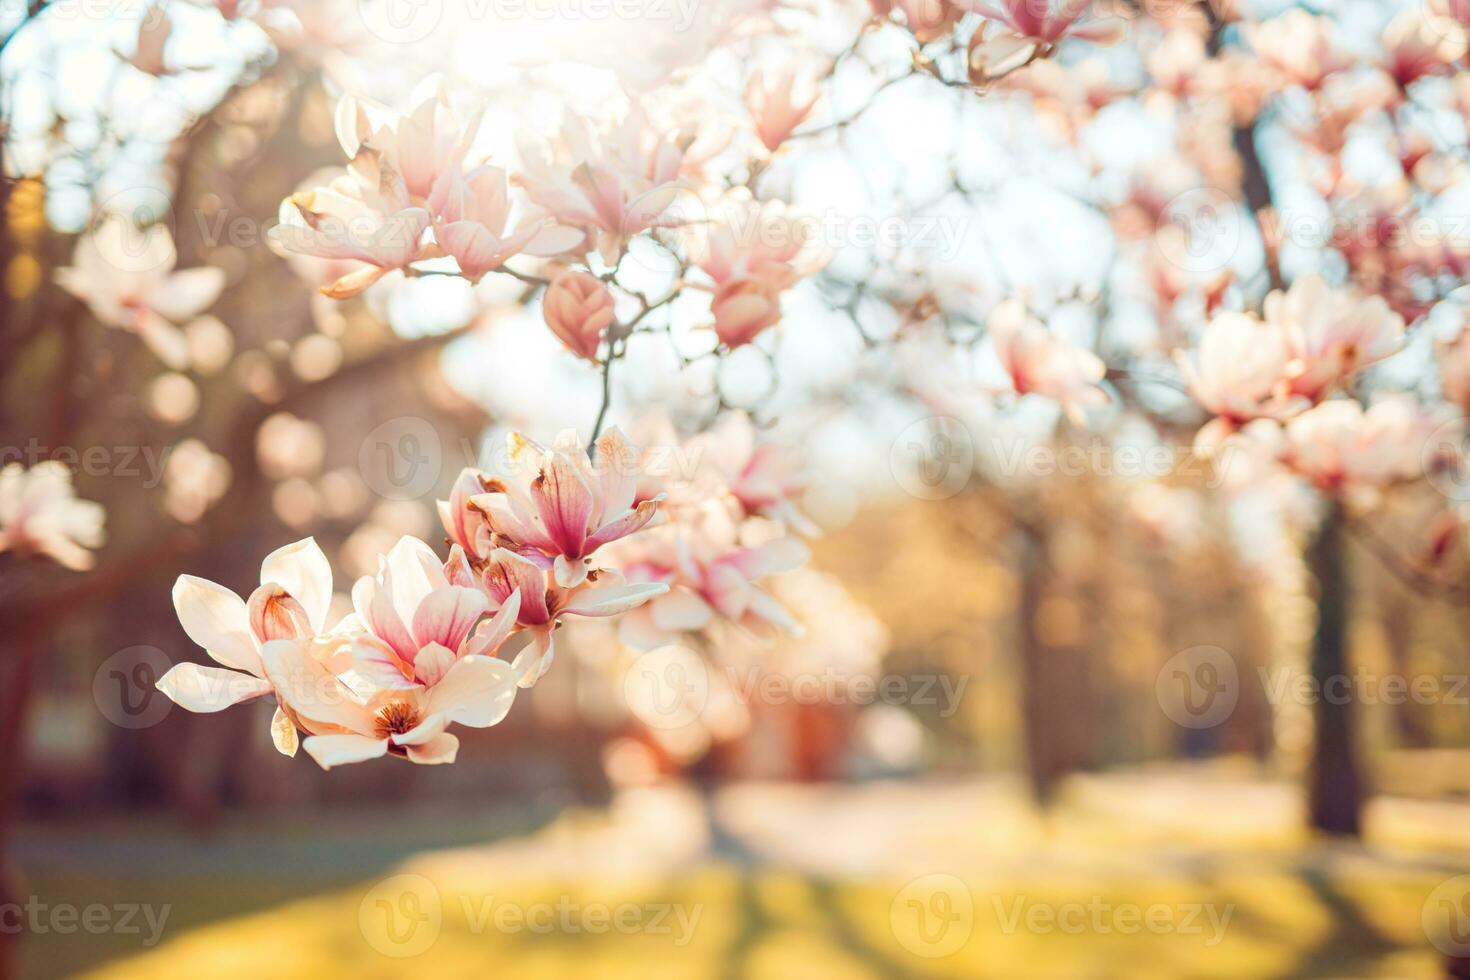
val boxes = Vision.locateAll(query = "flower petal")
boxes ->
[406,732,459,765]
[411,585,488,652]
[259,537,333,634]
[172,575,262,676]
[302,733,389,769]
[426,654,517,728]
[561,581,669,618]
[155,663,272,713]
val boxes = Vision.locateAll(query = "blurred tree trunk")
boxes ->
[1380,587,1432,748]
[1306,502,1362,836]
[1016,524,1065,808]
[0,630,39,980]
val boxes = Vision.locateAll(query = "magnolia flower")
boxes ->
[692,198,823,349]
[542,270,615,361]
[435,165,583,282]
[965,0,1126,50]
[468,428,663,587]
[261,634,517,769]
[1277,398,1430,491]
[349,536,520,690]
[1177,311,1304,456]
[55,218,225,368]
[516,111,685,265]
[1266,276,1405,402]
[334,80,477,211]
[270,164,431,299]
[988,300,1108,423]
[871,0,962,43]
[157,539,337,755]
[473,547,667,687]
[691,413,818,534]
[617,516,809,651]
[1381,11,1466,89]
[0,462,105,571]
[1244,10,1353,90]
[745,70,818,153]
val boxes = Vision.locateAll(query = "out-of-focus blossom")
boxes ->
[0,462,105,571]
[262,633,517,769]
[468,429,663,587]
[690,413,818,534]
[1177,311,1304,456]
[966,0,1126,50]
[988,300,1108,423]
[1275,397,1437,492]
[616,509,809,650]
[872,0,963,43]
[130,6,171,76]
[163,439,231,523]
[1244,10,1353,90]
[1438,325,1470,412]
[1265,276,1404,402]
[157,538,336,755]
[969,24,1045,85]
[516,110,685,265]
[745,69,819,153]
[542,270,615,361]
[1381,11,1466,89]
[55,218,225,368]
[691,197,824,349]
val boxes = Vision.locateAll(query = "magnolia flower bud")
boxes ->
[543,271,615,361]
[247,584,314,642]
[711,275,783,349]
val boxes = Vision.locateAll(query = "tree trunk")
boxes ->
[0,631,39,980]
[1306,502,1363,836]
[1016,526,1064,808]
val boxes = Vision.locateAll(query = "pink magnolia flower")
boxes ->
[473,547,668,687]
[745,69,819,154]
[467,428,664,587]
[871,0,963,43]
[0,462,105,571]
[692,198,824,349]
[334,80,477,212]
[434,165,584,282]
[1381,11,1466,89]
[55,218,225,368]
[1244,10,1353,91]
[260,633,517,769]
[516,110,685,265]
[542,270,615,361]
[349,536,520,691]
[157,538,337,755]
[965,0,1126,49]
[1277,398,1433,491]
[691,412,818,534]
[988,300,1109,423]
[1177,311,1305,456]
[616,516,809,651]
[1263,275,1405,402]
[269,161,431,299]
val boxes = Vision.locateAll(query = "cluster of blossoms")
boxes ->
[156,429,677,768]
[0,463,106,571]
